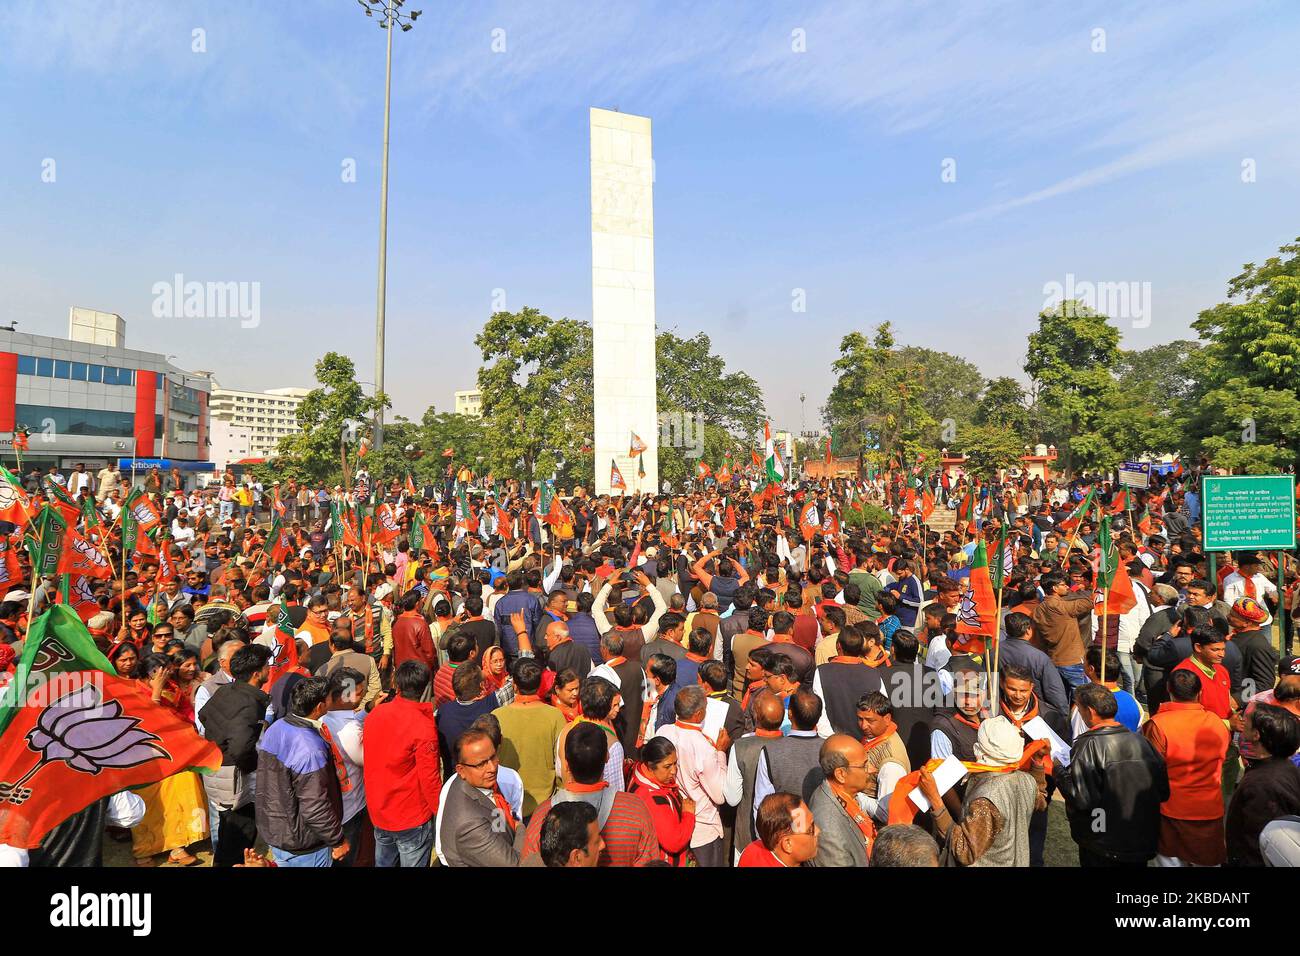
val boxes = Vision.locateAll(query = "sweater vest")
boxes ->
[816,662,884,737]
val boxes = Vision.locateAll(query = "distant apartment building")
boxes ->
[209,382,309,458]
[454,388,483,418]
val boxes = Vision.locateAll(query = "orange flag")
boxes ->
[953,538,997,654]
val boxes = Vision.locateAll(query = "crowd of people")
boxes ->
[2,456,1299,869]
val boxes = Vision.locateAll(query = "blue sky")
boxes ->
[2,0,1298,434]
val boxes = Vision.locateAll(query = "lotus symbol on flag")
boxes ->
[0,483,25,515]
[957,589,981,630]
[131,503,153,524]
[72,576,95,604]
[72,536,109,572]
[379,509,398,533]
[0,681,169,805]
[268,636,289,669]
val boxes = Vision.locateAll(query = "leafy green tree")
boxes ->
[975,376,1029,436]
[896,346,984,431]
[1188,238,1300,470]
[824,323,940,473]
[1024,301,1120,472]
[476,307,593,487]
[955,422,1027,476]
[1114,341,1202,409]
[655,330,765,488]
[262,352,388,485]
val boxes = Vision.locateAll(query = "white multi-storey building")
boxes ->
[454,388,483,418]
[209,382,309,459]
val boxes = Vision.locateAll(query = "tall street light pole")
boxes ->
[358,0,420,452]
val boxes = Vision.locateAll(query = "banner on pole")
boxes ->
[1118,461,1151,489]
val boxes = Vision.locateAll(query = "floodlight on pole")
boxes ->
[356,0,420,453]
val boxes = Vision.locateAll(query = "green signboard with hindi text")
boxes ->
[1201,474,1296,551]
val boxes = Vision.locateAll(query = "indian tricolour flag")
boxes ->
[764,421,784,484]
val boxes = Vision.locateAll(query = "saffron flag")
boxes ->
[954,538,997,645]
[266,599,301,694]
[57,574,101,623]
[629,432,648,456]
[156,542,177,584]
[1057,488,1096,533]
[1108,489,1129,515]
[0,605,221,849]
[695,461,712,480]
[372,504,401,545]
[122,488,162,536]
[921,485,936,521]
[717,461,732,484]
[405,473,418,498]
[610,460,627,491]
[56,526,113,580]
[0,536,20,598]
[0,465,38,527]
[722,497,737,533]
[1094,514,1137,616]
[955,489,974,526]
[798,500,820,541]
[263,517,293,565]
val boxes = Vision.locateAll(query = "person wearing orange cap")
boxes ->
[1227,596,1278,700]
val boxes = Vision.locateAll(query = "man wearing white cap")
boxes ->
[917,715,1048,867]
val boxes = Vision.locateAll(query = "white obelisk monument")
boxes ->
[590,107,657,495]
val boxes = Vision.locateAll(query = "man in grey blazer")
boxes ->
[808,735,873,867]
[438,729,521,867]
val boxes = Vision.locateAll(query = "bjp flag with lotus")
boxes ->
[0,605,220,850]
[953,538,997,655]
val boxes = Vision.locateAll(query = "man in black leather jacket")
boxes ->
[1057,683,1169,866]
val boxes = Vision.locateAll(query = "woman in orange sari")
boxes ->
[130,653,208,866]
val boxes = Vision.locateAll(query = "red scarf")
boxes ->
[492,784,516,831]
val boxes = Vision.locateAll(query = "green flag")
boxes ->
[0,604,114,736]
[29,506,68,579]
[1096,514,1117,591]
[329,501,344,546]
[410,509,427,553]
[122,507,138,555]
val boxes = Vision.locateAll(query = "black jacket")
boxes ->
[1226,757,1300,866]
[1058,724,1169,863]
[201,680,271,771]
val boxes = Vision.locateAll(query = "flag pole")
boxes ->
[1100,587,1110,685]
[991,581,1005,716]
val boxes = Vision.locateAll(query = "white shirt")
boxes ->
[1222,572,1278,623]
